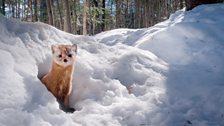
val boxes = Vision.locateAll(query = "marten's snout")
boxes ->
[64,59,68,62]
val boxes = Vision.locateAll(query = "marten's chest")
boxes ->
[48,70,72,97]
[51,69,72,86]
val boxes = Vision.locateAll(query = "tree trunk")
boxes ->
[17,0,21,18]
[143,0,147,27]
[11,1,15,18]
[63,0,72,33]
[56,0,63,29]
[88,0,91,34]
[116,0,122,28]
[22,0,25,19]
[101,0,106,31]
[134,0,140,28]
[140,1,144,27]
[0,0,5,15]
[34,0,38,21]
[15,0,18,18]
[92,0,97,34]
[76,0,81,34]
[185,0,220,11]
[29,0,33,21]
[180,0,184,9]
[72,0,77,34]
[40,0,47,23]
[25,1,29,21]
[125,0,128,27]
[110,0,114,29]
[83,0,87,35]
[46,0,54,25]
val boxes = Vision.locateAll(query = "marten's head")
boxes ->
[51,44,77,67]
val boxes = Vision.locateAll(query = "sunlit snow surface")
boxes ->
[1,4,224,126]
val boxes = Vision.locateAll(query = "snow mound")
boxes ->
[0,16,168,126]
[95,3,224,126]
[96,4,224,65]
[1,3,224,126]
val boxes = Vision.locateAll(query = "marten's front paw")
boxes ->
[57,99,75,113]
[61,107,75,113]
[66,108,75,113]
[60,106,75,113]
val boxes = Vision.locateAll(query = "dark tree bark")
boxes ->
[40,0,47,23]
[56,0,63,29]
[185,0,221,11]
[17,0,21,18]
[125,0,128,27]
[115,0,122,28]
[64,0,72,33]
[144,0,151,27]
[110,0,114,29]
[46,0,54,25]
[134,0,140,28]
[71,0,77,34]
[88,0,91,34]
[34,0,38,21]
[180,0,184,9]
[29,0,33,21]
[0,0,5,15]
[11,1,16,18]
[92,0,98,34]
[101,0,105,31]
[83,0,87,35]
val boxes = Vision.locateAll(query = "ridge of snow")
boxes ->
[0,3,224,126]
[95,3,224,126]
[0,16,168,126]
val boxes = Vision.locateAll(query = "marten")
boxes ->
[41,44,77,113]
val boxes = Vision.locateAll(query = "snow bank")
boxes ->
[0,16,168,126]
[1,3,224,126]
[96,4,224,65]
[95,3,224,126]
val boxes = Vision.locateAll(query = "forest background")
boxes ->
[0,0,223,35]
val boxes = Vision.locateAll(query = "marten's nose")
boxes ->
[64,59,68,62]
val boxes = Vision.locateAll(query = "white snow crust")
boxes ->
[1,4,224,126]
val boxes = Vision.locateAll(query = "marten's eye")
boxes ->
[58,54,62,58]
[68,54,72,57]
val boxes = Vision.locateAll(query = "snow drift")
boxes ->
[0,15,168,126]
[0,3,224,126]
[95,4,224,126]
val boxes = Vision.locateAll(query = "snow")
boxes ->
[0,3,224,126]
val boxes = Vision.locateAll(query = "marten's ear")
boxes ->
[71,44,77,53]
[51,45,58,54]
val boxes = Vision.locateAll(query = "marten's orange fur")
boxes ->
[41,44,77,113]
